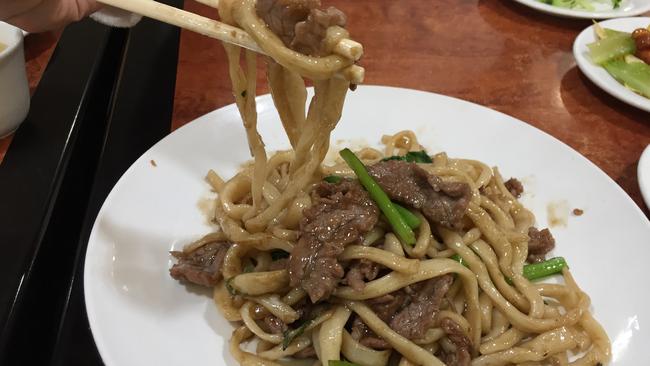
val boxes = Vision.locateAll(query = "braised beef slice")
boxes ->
[256,0,346,56]
[349,275,454,351]
[350,316,391,350]
[366,293,408,323]
[289,180,379,303]
[262,315,288,334]
[368,160,471,229]
[169,241,231,287]
[438,317,472,366]
[527,227,555,263]
[343,259,380,292]
[389,274,454,339]
[504,177,524,198]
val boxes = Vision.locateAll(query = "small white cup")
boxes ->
[0,22,29,138]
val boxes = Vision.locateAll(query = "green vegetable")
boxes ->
[325,176,420,229]
[225,278,240,296]
[588,33,635,64]
[393,203,421,229]
[449,255,567,282]
[382,150,433,163]
[328,361,361,366]
[271,249,290,261]
[324,175,343,184]
[603,59,650,98]
[450,254,467,268]
[523,257,568,281]
[541,0,621,10]
[340,148,416,245]
[282,321,310,350]
[541,0,594,10]
[593,22,627,40]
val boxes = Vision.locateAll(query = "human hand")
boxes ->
[1,0,102,33]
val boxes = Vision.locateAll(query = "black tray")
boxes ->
[0,2,182,364]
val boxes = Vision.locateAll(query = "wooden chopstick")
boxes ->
[95,0,364,83]
[96,0,264,53]
[96,0,362,61]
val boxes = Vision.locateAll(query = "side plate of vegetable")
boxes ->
[513,0,650,19]
[574,17,650,113]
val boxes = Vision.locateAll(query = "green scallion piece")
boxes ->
[393,203,421,229]
[523,257,567,281]
[340,148,416,245]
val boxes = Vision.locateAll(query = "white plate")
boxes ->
[639,145,650,208]
[574,17,650,112]
[84,86,650,366]
[513,0,650,19]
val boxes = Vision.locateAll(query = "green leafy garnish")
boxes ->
[282,318,313,350]
[450,254,467,268]
[225,278,238,296]
[324,175,343,184]
[382,150,433,163]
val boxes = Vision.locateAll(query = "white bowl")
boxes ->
[573,17,650,113]
[639,145,650,208]
[0,22,30,138]
[513,0,650,19]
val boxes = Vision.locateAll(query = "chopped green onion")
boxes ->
[393,203,421,229]
[449,255,567,283]
[328,361,361,366]
[450,254,467,268]
[382,150,433,163]
[225,278,240,296]
[523,257,567,281]
[324,175,343,184]
[282,320,310,350]
[340,148,416,245]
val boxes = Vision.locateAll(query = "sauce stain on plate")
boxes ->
[197,194,218,226]
[547,200,569,227]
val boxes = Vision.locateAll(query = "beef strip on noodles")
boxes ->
[438,317,473,366]
[342,258,381,292]
[349,274,455,349]
[367,160,471,229]
[169,241,231,287]
[288,180,379,303]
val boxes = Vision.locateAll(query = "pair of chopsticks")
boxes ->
[95,0,363,62]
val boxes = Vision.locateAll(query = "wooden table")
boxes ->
[8,0,650,213]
